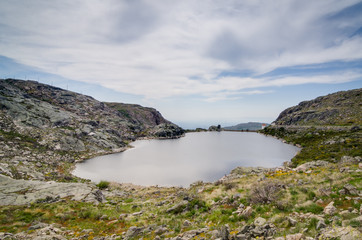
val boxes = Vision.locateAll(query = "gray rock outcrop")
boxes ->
[0,174,105,205]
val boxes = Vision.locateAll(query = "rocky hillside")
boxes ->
[0,78,183,180]
[274,88,361,126]
[0,83,360,239]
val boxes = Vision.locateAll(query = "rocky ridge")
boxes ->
[274,88,361,126]
[0,78,184,180]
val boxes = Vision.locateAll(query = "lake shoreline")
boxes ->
[73,131,300,188]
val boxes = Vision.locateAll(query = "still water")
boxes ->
[73,132,299,187]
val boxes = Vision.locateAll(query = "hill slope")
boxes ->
[0,79,183,180]
[0,84,361,239]
[274,88,362,126]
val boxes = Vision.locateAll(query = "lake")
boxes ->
[73,132,300,187]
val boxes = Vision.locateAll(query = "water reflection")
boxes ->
[73,132,299,187]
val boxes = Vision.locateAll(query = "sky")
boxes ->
[0,0,361,129]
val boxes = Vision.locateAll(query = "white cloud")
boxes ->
[0,0,361,100]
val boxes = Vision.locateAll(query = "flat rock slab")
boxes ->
[0,174,102,205]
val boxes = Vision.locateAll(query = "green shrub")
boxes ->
[297,203,323,214]
[308,217,319,230]
[96,180,110,189]
[350,219,361,228]
[307,191,316,200]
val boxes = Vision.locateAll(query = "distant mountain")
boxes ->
[224,122,269,131]
[274,88,362,126]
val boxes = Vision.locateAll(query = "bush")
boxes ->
[297,203,323,214]
[223,182,236,191]
[97,180,110,189]
[249,180,284,204]
[307,191,316,200]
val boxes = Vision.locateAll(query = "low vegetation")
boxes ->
[0,82,361,239]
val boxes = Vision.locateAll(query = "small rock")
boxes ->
[238,203,245,209]
[132,211,143,216]
[93,189,106,203]
[339,167,349,173]
[340,156,359,164]
[183,220,191,227]
[81,229,94,234]
[288,217,297,226]
[254,217,267,226]
[343,184,358,195]
[319,226,361,240]
[28,222,48,230]
[209,230,220,239]
[319,187,332,196]
[124,226,143,240]
[338,188,347,195]
[154,226,168,235]
[340,210,350,216]
[316,220,326,230]
[286,233,304,240]
[219,225,229,240]
[240,206,253,218]
[352,215,362,224]
[166,200,189,214]
[323,201,337,215]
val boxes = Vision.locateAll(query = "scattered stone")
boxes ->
[28,222,48,230]
[240,206,253,218]
[154,226,168,235]
[81,229,94,234]
[119,213,128,219]
[319,187,332,196]
[340,167,350,173]
[288,217,297,226]
[0,174,104,206]
[254,217,267,226]
[324,201,337,215]
[183,220,191,227]
[219,225,229,240]
[318,226,362,240]
[343,184,358,195]
[340,156,360,165]
[294,160,329,172]
[286,233,304,240]
[316,220,326,230]
[132,211,143,216]
[352,215,362,224]
[166,200,189,214]
[124,226,144,240]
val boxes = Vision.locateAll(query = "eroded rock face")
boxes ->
[0,174,104,205]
